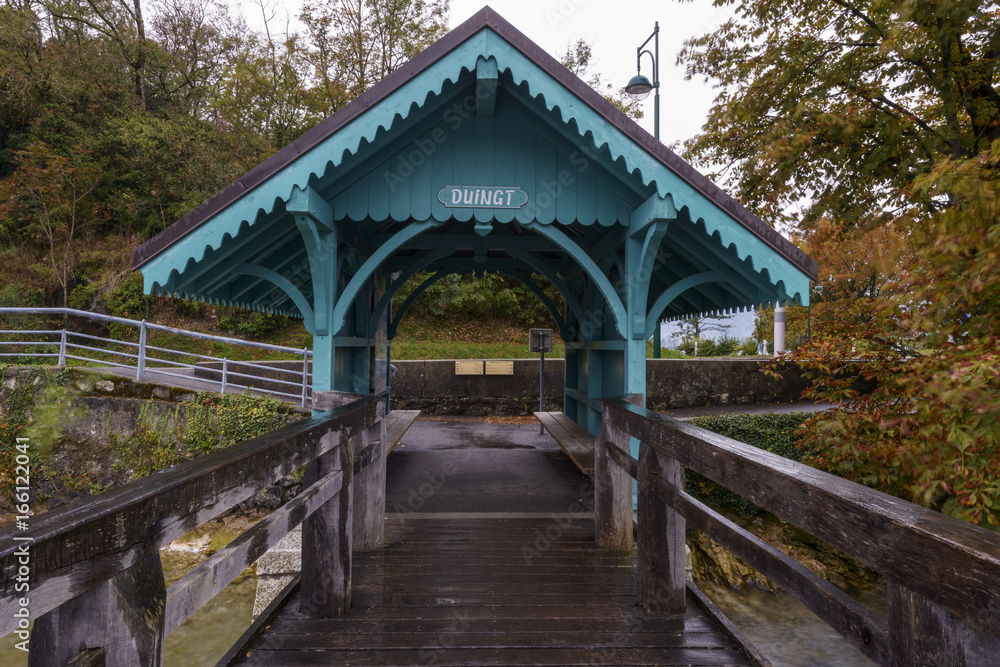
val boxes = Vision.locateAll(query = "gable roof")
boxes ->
[132,6,816,281]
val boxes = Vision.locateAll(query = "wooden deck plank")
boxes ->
[238,647,750,666]
[534,412,595,474]
[385,410,421,454]
[266,616,722,634]
[230,516,751,667]
[242,630,737,649]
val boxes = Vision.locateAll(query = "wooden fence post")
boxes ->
[351,400,387,552]
[29,552,166,667]
[637,442,686,614]
[299,430,353,618]
[595,401,635,551]
[888,581,1000,666]
[313,390,387,552]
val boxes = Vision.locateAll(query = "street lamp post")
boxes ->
[627,22,661,359]
[625,21,660,140]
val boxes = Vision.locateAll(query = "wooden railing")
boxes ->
[595,395,1000,667]
[0,390,387,666]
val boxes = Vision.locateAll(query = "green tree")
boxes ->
[300,0,448,115]
[678,0,1000,527]
[212,8,313,149]
[679,0,1000,229]
[676,313,732,355]
[0,143,101,305]
[43,0,150,108]
[146,0,242,117]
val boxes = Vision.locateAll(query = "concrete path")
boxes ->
[386,417,593,514]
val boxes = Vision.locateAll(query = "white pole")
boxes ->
[58,329,67,366]
[301,348,310,408]
[137,319,147,380]
[774,304,786,356]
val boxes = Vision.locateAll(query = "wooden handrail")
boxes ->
[596,395,1000,666]
[0,389,388,665]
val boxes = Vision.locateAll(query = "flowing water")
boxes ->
[0,548,257,667]
[699,578,888,666]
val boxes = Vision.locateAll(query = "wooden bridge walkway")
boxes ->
[4,391,999,667]
[230,515,751,666]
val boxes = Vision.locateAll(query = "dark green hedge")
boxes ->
[685,412,810,519]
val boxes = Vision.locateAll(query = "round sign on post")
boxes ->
[529,329,553,432]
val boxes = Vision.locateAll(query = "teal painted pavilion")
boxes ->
[132,7,817,434]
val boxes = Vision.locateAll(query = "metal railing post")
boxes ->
[0,308,320,404]
[137,319,147,380]
[58,329,67,366]
[301,349,310,408]
[221,358,228,394]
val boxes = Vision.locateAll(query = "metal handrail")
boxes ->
[0,307,313,407]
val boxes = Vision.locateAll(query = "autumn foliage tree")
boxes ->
[0,0,451,305]
[0,144,100,306]
[679,0,1000,526]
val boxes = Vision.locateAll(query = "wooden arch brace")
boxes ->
[333,220,440,336]
[524,222,628,338]
[288,185,336,335]
[235,263,316,333]
[388,269,449,339]
[426,256,571,340]
[505,247,588,331]
[626,220,670,339]
[644,271,723,339]
[367,247,453,337]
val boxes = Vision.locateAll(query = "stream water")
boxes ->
[700,578,887,666]
[0,549,256,667]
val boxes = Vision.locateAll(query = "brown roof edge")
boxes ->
[132,5,817,282]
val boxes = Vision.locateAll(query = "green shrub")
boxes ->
[217,307,289,340]
[685,412,811,519]
[67,282,99,309]
[0,367,65,494]
[677,336,759,357]
[181,391,289,452]
[104,273,155,340]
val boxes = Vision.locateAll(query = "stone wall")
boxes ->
[644,359,809,412]
[391,358,810,416]
[188,357,812,415]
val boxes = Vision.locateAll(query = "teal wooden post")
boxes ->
[287,187,338,397]
[313,336,335,394]
[623,214,670,402]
